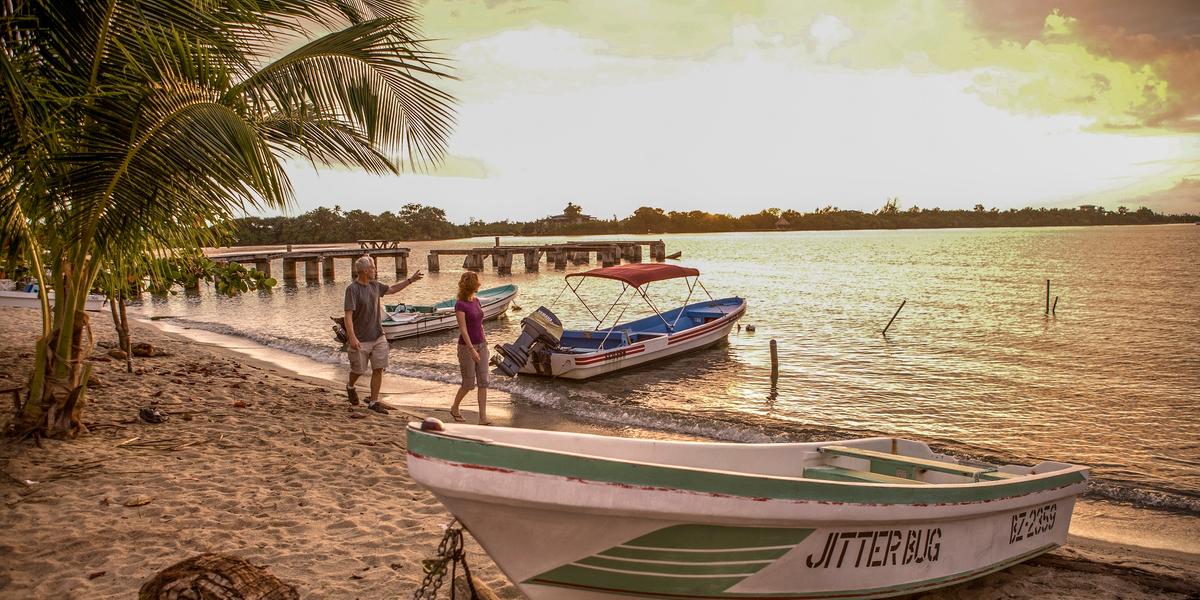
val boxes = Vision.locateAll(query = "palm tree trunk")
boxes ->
[15,259,94,439]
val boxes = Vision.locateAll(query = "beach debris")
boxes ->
[138,407,168,424]
[454,575,502,600]
[138,553,299,600]
[232,400,248,409]
[91,354,111,363]
[131,342,168,358]
[123,495,154,507]
[107,348,128,360]
[88,571,106,580]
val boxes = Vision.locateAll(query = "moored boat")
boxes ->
[333,284,518,342]
[407,421,1089,600]
[493,264,745,380]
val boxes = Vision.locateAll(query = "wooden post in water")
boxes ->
[882,300,906,336]
[1052,296,1059,315]
[769,339,779,378]
[1045,280,1050,315]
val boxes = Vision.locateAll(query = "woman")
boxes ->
[450,271,491,424]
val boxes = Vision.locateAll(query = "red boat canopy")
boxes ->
[565,263,701,288]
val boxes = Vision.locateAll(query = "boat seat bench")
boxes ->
[819,445,1018,482]
[803,465,927,485]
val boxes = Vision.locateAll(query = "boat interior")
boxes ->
[386,284,516,315]
[558,297,743,351]
[419,423,1080,486]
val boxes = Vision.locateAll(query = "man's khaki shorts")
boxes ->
[349,336,389,375]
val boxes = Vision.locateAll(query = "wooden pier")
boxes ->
[426,240,667,273]
[208,241,409,283]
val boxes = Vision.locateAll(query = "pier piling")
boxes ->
[1052,296,1059,315]
[770,339,779,379]
[1045,280,1050,315]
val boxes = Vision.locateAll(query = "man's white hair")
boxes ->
[354,255,374,275]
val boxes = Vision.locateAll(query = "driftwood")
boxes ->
[138,553,298,600]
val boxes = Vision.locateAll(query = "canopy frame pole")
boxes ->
[567,278,602,323]
[697,279,715,301]
[596,300,633,349]
[670,277,698,330]
[636,285,674,331]
[550,281,571,308]
[593,284,629,331]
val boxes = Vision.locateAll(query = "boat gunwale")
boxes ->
[406,425,1090,506]
[383,284,516,324]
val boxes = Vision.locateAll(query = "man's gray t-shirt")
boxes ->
[344,280,389,343]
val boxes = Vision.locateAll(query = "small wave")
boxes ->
[1086,479,1200,515]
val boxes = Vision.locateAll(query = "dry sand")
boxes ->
[0,307,1196,599]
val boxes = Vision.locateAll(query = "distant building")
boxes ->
[775,216,790,229]
[546,212,597,224]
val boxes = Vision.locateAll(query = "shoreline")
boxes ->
[1,308,1197,598]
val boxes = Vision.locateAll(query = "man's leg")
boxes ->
[369,368,383,403]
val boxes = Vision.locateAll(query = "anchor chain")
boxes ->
[413,518,481,600]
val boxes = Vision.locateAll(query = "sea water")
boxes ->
[133,224,1200,521]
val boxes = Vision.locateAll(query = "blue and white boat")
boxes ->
[494,264,745,380]
[381,283,518,340]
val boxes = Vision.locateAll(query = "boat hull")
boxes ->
[382,287,516,340]
[519,298,746,380]
[0,291,107,312]
[407,427,1088,600]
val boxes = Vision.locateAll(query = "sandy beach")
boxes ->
[1,307,1197,599]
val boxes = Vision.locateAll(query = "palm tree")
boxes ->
[0,1,455,438]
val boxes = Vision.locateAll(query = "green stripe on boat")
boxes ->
[602,546,793,562]
[407,429,1086,505]
[534,564,747,596]
[577,556,768,575]
[625,524,813,549]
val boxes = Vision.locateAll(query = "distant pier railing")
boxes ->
[426,240,667,273]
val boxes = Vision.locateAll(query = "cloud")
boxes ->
[964,0,1200,132]
[1121,178,1200,214]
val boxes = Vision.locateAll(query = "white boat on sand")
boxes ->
[408,422,1089,600]
[0,290,107,312]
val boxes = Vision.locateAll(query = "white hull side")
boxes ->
[411,454,1082,600]
[519,304,745,379]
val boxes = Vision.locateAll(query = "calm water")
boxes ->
[133,225,1200,514]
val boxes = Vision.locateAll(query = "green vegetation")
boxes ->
[1,1,454,438]
[231,200,1198,244]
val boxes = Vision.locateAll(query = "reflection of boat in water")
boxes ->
[494,264,744,380]
[408,421,1090,600]
[0,289,107,311]
[332,284,517,342]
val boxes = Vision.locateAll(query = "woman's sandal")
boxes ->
[479,420,494,426]
[450,410,466,422]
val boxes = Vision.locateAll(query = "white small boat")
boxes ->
[332,284,519,343]
[0,290,107,312]
[408,422,1089,600]
[494,264,745,380]
[382,284,517,340]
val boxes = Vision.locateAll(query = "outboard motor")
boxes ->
[494,306,564,376]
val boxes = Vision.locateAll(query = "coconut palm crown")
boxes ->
[0,0,455,437]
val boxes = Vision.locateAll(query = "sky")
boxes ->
[280,0,1200,221]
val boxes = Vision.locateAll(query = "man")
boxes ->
[344,255,423,413]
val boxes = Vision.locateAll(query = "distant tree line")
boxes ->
[230,200,1198,245]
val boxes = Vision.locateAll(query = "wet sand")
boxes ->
[0,308,1196,598]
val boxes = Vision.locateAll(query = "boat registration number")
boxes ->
[1009,502,1057,544]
